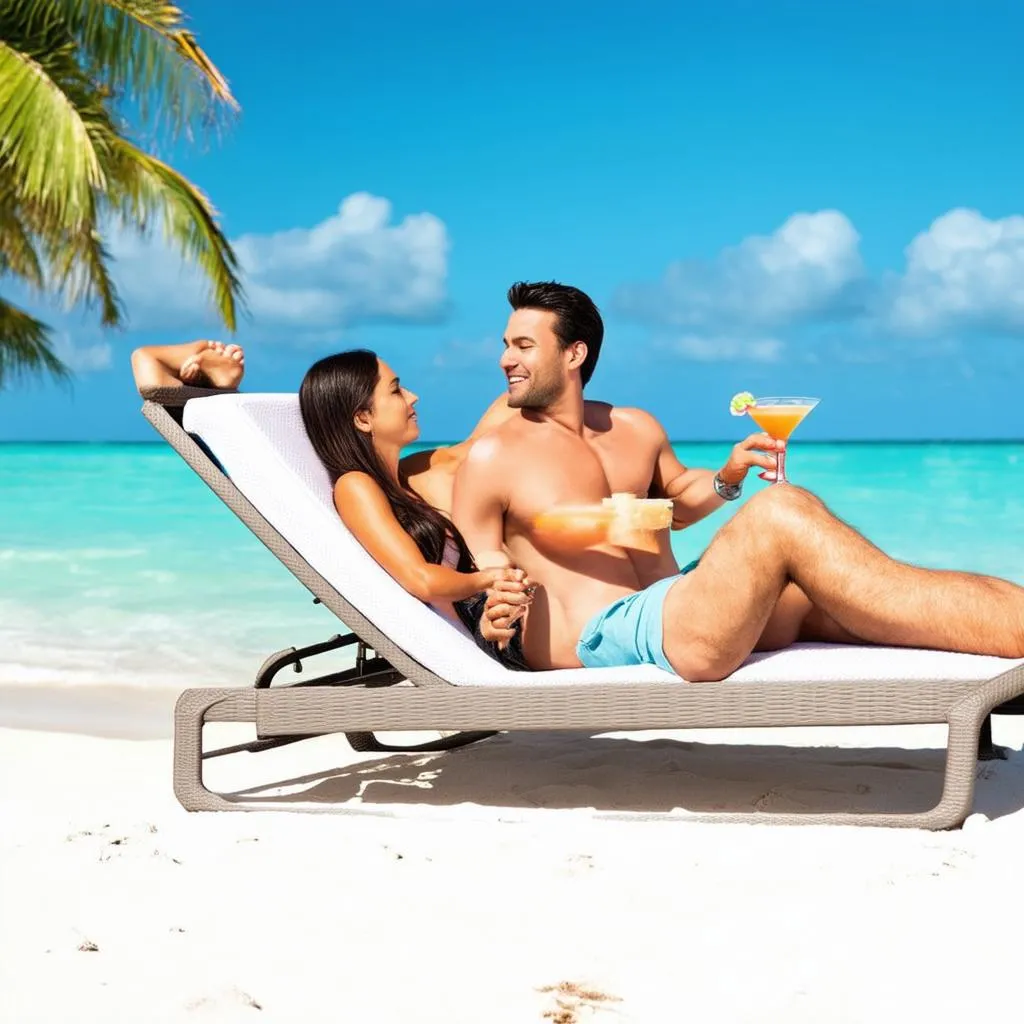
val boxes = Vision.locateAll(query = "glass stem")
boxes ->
[776,446,787,484]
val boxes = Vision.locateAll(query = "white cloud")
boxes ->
[886,208,1024,336]
[618,206,1024,352]
[105,192,450,336]
[671,335,784,362]
[51,333,112,373]
[617,211,865,329]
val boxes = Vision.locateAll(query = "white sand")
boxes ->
[4,713,1024,1024]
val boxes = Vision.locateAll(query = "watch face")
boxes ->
[715,475,740,499]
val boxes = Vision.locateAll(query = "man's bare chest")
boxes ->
[505,433,655,525]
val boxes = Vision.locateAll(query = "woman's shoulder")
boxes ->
[333,470,387,504]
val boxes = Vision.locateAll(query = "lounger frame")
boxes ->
[143,398,1024,829]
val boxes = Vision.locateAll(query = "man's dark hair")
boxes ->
[507,281,604,387]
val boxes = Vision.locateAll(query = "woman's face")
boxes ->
[361,358,420,446]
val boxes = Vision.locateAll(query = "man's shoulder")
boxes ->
[585,400,667,440]
[462,417,526,469]
[398,447,443,477]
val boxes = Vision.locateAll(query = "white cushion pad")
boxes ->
[184,394,1021,688]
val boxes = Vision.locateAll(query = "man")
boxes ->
[399,394,519,513]
[453,281,1024,681]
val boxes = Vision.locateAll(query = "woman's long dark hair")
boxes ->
[299,349,476,573]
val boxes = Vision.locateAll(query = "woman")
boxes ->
[298,349,530,636]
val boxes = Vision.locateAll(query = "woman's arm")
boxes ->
[334,472,512,603]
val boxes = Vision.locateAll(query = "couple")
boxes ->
[136,282,1024,678]
[299,281,1024,679]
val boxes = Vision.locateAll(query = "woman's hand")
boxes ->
[479,569,535,649]
[474,565,528,593]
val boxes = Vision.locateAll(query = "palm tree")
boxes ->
[0,0,243,386]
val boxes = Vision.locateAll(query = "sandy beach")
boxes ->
[4,702,1024,1024]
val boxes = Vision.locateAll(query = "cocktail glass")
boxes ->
[745,396,819,484]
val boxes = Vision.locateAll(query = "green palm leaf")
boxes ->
[0,197,45,286]
[108,140,240,329]
[0,0,242,386]
[0,38,104,230]
[0,295,72,387]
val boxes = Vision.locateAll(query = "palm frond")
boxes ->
[49,209,123,326]
[0,0,242,384]
[51,0,237,137]
[0,295,71,388]
[109,139,243,329]
[0,38,104,230]
[0,196,45,286]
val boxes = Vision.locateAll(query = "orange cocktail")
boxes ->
[730,394,819,483]
[747,404,813,442]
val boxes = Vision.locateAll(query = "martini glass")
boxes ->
[746,396,819,484]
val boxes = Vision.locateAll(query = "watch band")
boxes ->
[713,472,743,501]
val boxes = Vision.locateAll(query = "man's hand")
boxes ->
[719,433,785,485]
[480,571,535,649]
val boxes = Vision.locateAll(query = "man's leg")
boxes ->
[663,485,1024,681]
[754,583,862,651]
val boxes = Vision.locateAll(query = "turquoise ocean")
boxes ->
[2,441,1023,701]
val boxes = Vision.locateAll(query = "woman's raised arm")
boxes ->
[333,472,514,603]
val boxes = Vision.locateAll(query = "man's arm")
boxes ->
[451,435,512,569]
[453,435,536,649]
[646,413,782,528]
[653,433,724,529]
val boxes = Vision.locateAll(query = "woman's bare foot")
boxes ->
[180,341,245,389]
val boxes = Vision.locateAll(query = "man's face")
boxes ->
[500,308,569,409]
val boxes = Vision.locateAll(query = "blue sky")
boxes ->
[3,0,1024,442]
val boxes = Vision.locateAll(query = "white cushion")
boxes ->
[183,394,1021,688]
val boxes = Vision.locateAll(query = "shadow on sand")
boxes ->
[213,729,1024,821]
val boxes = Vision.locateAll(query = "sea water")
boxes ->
[2,442,1022,693]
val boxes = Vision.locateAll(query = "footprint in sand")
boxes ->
[184,986,262,1014]
[537,981,621,1023]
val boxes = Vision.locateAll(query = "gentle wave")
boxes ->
[2,442,1022,695]
[0,547,149,562]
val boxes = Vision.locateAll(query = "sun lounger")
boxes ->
[141,392,1024,828]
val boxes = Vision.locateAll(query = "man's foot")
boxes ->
[180,341,245,389]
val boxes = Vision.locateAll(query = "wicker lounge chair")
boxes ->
[141,392,1024,829]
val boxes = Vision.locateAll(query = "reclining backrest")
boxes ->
[183,393,513,685]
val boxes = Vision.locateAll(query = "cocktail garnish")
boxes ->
[729,391,757,416]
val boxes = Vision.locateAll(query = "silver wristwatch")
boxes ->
[713,472,743,501]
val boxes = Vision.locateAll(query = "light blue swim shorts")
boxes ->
[576,558,700,673]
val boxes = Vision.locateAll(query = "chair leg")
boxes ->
[976,715,1009,762]
[345,730,497,753]
[173,689,259,812]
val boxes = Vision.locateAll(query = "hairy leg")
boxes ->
[754,583,863,651]
[664,485,1024,680]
